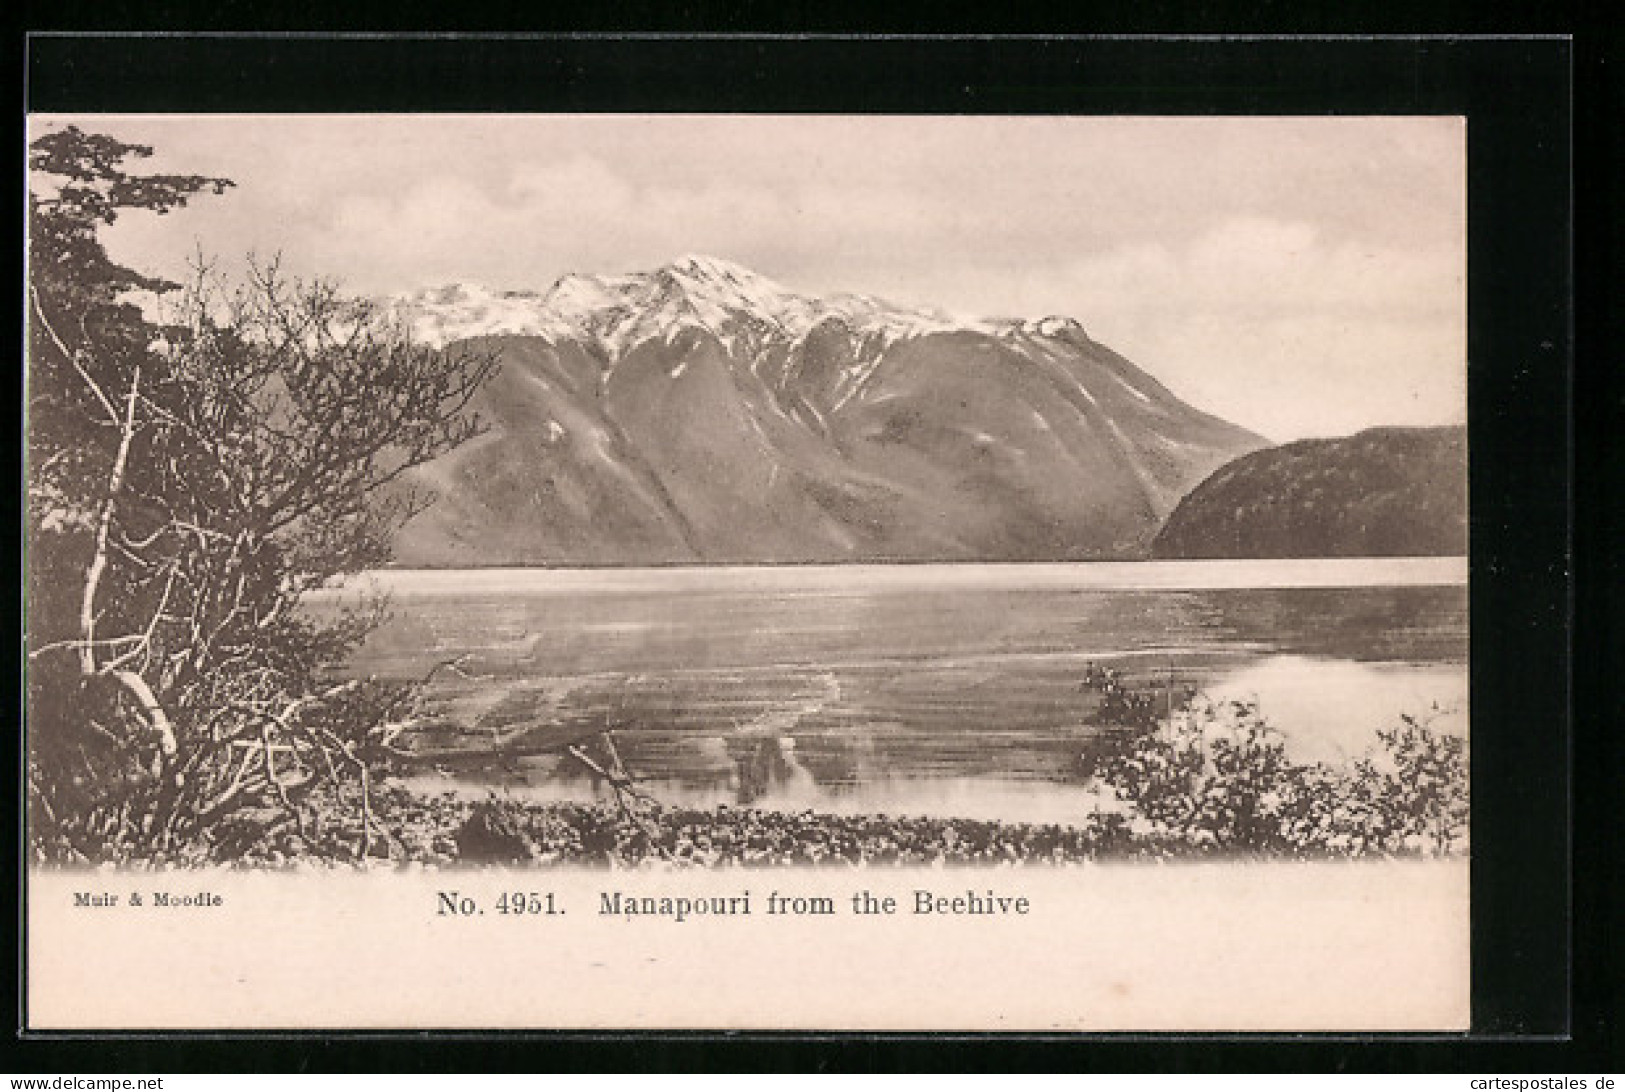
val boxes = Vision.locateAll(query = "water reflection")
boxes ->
[730,735,818,806]
[1204,655,1468,765]
[341,562,1468,823]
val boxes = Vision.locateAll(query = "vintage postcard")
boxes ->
[24,113,1469,1030]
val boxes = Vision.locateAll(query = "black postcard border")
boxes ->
[11,33,1596,1071]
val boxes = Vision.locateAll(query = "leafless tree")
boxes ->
[28,127,498,862]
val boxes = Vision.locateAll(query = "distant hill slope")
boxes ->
[1151,426,1467,559]
[386,255,1265,565]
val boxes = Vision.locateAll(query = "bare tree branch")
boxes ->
[79,362,142,677]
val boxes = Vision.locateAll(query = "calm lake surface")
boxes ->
[324,558,1469,825]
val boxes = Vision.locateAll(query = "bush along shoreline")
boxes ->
[1077,664,1468,860]
[51,667,1465,869]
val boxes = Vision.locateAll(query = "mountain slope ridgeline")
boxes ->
[387,255,1265,565]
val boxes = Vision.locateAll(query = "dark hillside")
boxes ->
[1151,426,1467,559]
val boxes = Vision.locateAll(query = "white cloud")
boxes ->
[60,114,1464,439]
[1024,217,1465,439]
[313,155,973,294]
[1037,216,1460,320]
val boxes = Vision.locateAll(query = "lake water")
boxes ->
[322,558,1469,826]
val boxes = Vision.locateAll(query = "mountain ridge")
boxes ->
[385,256,1267,566]
[391,255,1092,361]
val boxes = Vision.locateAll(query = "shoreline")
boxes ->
[309,556,1470,599]
[208,779,1460,869]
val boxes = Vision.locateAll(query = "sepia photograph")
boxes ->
[25,112,1473,1029]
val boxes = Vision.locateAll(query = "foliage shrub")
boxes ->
[1088,687,1469,858]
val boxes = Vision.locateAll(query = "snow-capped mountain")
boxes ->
[396,254,1008,356]
[385,256,1265,565]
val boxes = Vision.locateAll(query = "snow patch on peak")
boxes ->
[669,253,771,285]
[543,272,633,314]
[1113,374,1152,403]
[1032,315,1087,339]
[389,257,1095,363]
[388,282,578,346]
[416,284,475,306]
[657,255,804,327]
[982,315,1089,341]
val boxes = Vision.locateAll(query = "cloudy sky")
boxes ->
[33,114,1464,441]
